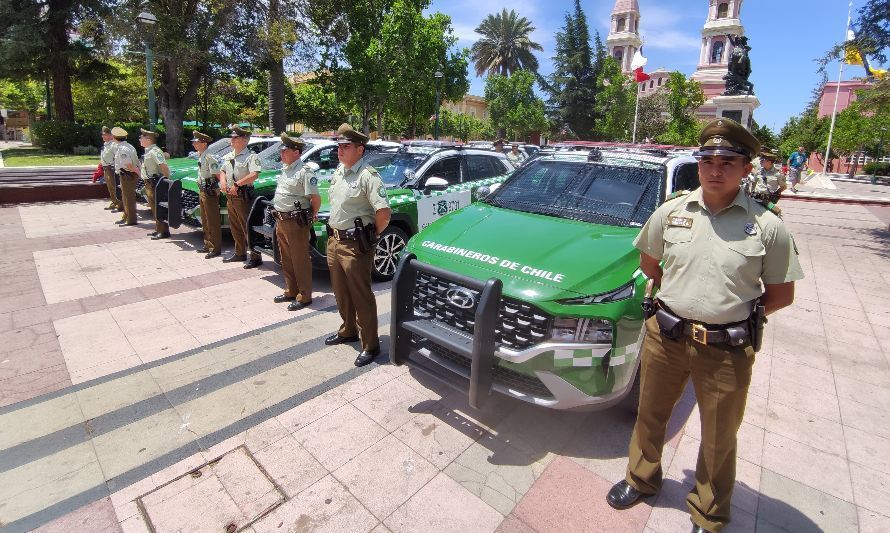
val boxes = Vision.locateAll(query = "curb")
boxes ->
[782,193,890,207]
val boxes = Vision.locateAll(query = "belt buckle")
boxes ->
[691,323,708,344]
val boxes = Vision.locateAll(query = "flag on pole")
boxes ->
[631,48,650,82]
[844,29,864,65]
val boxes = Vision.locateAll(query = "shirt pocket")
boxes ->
[722,237,765,278]
[663,226,693,245]
[343,181,363,198]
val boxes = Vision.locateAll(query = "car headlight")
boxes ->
[549,318,613,344]
[556,281,635,305]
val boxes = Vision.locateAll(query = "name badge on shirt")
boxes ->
[668,217,693,228]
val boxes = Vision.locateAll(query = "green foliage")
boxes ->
[438,109,492,141]
[778,109,827,156]
[291,80,348,133]
[863,161,890,175]
[71,60,147,124]
[485,71,548,140]
[751,122,779,151]
[72,145,99,155]
[593,56,636,140]
[30,121,99,152]
[634,91,669,142]
[0,78,44,113]
[656,72,705,146]
[470,9,543,76]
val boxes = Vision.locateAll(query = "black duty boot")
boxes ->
[324,334,359,346]
[606,480,650,510]
[354,347,381,367]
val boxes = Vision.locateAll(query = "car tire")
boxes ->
[373,226,409,282]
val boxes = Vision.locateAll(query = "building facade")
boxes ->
[442,94,489,121]
[606,0,642,74]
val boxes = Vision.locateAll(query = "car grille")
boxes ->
[409,333,554,399]
[182,189,200,212]
[136,178,144,190]
[412,272,551,351]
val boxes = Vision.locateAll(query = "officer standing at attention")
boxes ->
[606,118,804,533]
[220,126,263,268]
[191,132,223,258]
[139,129,171,240]
[100,126,122,211]
[751,148,786,203]
[271,134,320,311]
[112,127,140,227]
[324,123,391,367]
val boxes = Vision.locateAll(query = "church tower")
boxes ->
[691,0,746,101]
[606,0,642,74]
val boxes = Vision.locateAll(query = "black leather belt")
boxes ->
[327,226,358,241]
[657,301,749,346]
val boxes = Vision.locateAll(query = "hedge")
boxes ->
[30,121,230,155]
[863,162,890,176]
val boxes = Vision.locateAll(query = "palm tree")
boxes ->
[471,9,544,77]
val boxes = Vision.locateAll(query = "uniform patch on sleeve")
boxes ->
[309,176,318,186]
[378,186,386,198]
[668,217,693,228]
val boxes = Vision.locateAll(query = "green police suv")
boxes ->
[390,148,699,410]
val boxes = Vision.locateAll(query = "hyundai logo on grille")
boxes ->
[446,287,476,309]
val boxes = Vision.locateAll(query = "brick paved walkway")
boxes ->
[1,198,888,532]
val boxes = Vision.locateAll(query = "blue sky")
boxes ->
[428,0,867,134]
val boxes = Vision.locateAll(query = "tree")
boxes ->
[594,56,636,140]
[71,60,147,124]
[635,91,669,142]
[485,71,548,141]
[291,80,348,132]
[849,0,890,63]
[439,109,492,142]
[470,9,543,77]
[751,123,779,151]
[657,72,705,146]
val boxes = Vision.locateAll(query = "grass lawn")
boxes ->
[0,147,98,167]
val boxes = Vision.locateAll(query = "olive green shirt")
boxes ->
[198,151,221,180]
[327,157,390,230]
[140,145,166,180]
[753,167,786,193]
[113,141,139,174]
[100,140,117,166]
[220,147,261,189]
[273,161,319,212]
[506,151,525,165]
[633,188,804,324]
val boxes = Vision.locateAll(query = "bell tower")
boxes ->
[606,0,642,74]
[691,0,746,100]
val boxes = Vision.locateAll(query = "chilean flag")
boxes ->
[631,48,650,82]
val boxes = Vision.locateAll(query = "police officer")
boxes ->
[324,123,391,366]
[100,126,122,211]
[606,118,804,533]
[139,129,171,239]
[492,138,505,153]
[220,126,263,268]
[112,127,140,226]
[192,132,223,258]
[751,148,786,203]
[506,142,526,166]
[271,134,320,311]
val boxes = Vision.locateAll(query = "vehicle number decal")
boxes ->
[417,190,471,230]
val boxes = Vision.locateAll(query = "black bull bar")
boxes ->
[154,177,183,229]
[390,253,503,409]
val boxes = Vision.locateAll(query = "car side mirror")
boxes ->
[475,185,491,198]
[403,169,416,183]
[423,176,449,195]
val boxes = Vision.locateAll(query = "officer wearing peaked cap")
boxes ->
[220,126,263,268]
[139,128,171,239]
[112,127,140,226]
[324,123,391,367]
[100,126,122,211]
[606,118,804,533]
[191,131,223,258]
[271,134,320,311]
[748,148,786,204]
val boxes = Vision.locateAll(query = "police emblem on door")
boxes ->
[437,200,449,216]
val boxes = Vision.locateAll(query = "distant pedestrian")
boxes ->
[191,131,222,258]
[139,129,171,239]
[100,126,122,211]
[787,146,807,192]
[112,127,139,227]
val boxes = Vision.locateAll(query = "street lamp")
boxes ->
[433,64,443,140]
[136,9,158,126]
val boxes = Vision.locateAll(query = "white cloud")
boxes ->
[641,30,701,50]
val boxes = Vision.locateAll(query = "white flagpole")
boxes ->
[823,0,854,175]
[633,80,641,143]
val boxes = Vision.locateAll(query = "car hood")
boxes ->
[406,203,641,300]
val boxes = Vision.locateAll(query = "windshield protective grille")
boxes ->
[486,161,664,227]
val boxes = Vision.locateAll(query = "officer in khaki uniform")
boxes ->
[220,126,263,268]
[100,126,122,211]
[749,148,786,203]
[271,134,320,310]
[191,131,223,258]
[112,127,140,226]
[139,129,171,239]
[324,123,391,366]
[606,118,804,533]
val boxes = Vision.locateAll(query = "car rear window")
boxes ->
[486,160,664,227]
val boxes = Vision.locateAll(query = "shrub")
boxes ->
[31,121,100,152]
[72,145,99,155]
[862,162,890,176]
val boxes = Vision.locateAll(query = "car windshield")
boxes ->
[254,140,318,171]
[366,152,427,186]
[485,159,664,227]
[207,138,232,157]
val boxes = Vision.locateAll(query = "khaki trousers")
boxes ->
[103,166,121,208]
[326,236,378,352]
[626,316,754,532]
[226,195,259,259]
[275,218,312,303]
[143,179,169,235]
[199,189,222,252]
[119,171,138,224]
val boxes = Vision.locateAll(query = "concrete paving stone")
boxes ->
[845,426,890,478]
[118,513,150,533]
[0,340,64,381]
[839,396,890,441]
[748,353,771,398]
[443,434,550,516]
[392,402,487,470]
[0,311,12,334]
[867,312,890,329]
[769,374,841,421]
[11,305,51,329]
[757,470,859,533]
[817,290,865,313]
[333,434,439,520]
[645,476,753,533]
[435,390,515,434]
[294,404,389,471]
[849,461,890,518]
[513,456,652,533]
[252,475,377,533]
[47,299,87,321]
[494,515,536,533]
[109,476,157,522]
[771,313,826,337]
[491,403,589,459]
[0,321,57,354]
[765,399,846,456]
[252,434,327,498]
[384,472,503,533]
[762,431,853,503]
[212,447,284,520]
[204,417,290,459]
[831,356,890,390]
[32,496,122,533]
[0,364,71,408]
[835,374,890,412]
[741,392,767,429]
[826,327,882,351]
[173,380,269,439]
[769,356,836,392]
[277,388,351,434]
[147,452,208,488]
[70,355,143,385]
[0,290,45,313]
[0,442,105,526]
[397,369,457,402]
[857,506,890,533]
[352,376,436,432]
[0,392,82,449]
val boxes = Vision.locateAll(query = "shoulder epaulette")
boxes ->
[663,190,690,203]
[756,198,782,217]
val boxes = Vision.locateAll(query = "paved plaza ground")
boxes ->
[0,195,888,532]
